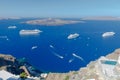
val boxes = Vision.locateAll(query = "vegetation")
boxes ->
[64,75,69,80]
[20,72,27,79]
[73,71,78,74]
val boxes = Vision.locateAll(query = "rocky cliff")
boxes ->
[0,54,24,75]
[46,49,120,80]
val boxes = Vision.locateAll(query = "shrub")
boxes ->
[20,72,27,79]
[64,75,69,80]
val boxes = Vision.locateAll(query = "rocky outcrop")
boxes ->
[0,54,16,70]
[0,54,42,77]
[0,54,24,75]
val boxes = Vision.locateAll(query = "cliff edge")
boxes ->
[46,49,120,80]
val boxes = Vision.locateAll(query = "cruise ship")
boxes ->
[19,29,42,35]
[102,32,115,38]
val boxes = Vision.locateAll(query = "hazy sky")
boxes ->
[0,0,120,18]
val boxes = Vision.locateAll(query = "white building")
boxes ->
[97,56,120,80]
[87,79,95,80]
[117,55,120,64]
[0,70,40,80]
[0,70,19,80]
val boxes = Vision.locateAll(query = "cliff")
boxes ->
[0,54,16,70]
[46,49,120,80]
[0,54,42,77]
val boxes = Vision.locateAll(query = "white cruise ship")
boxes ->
[19,29,42,35]
[102,32,115,37]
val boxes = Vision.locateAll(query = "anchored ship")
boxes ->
[19,29,42,35]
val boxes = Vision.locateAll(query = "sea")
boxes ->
[0,19,120,73]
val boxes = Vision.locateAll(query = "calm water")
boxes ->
[0,19,120,72]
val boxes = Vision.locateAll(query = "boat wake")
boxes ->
[72,53,84,61]
[52,51,64,59]
[8,26,17,29]
[0,36,9,41]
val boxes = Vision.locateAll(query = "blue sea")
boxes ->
[0,19,120,72]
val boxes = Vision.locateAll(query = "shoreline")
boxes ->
[46,48,120,80]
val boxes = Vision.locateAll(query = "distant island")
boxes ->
[25,18,84,26]
[81,16,120,20]
[0,17,21,20]
[1,16,120,21]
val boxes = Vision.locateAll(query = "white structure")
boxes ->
[87,79,95,80]
[97,56,120,80]
[40,73,48,78]
[118,55,120,64]
[0,70,19,80]
[0,70,40,80]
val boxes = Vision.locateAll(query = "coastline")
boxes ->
[46,48,120,80]
[0,54,43,79]
[1,48,120,80]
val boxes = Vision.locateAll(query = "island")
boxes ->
[81,16,120,20]
[24,18,84,26]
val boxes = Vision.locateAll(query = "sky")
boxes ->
[0,0,120,18]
